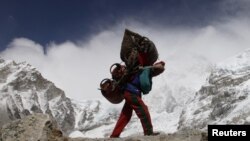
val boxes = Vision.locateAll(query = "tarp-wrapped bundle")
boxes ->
[120,29,158,69]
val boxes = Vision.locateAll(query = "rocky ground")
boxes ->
[70,131,208,141]
[0,113,208,141]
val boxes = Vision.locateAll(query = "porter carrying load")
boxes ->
[99,29,162,104]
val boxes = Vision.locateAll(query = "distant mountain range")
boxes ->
[1,49,250,138]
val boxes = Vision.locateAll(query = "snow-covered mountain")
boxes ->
[0,58,75,134]
[178,49,250,130]
[2,49,250,138]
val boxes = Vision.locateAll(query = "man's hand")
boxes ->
[151,61,165,77]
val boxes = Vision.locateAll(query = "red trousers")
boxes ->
[110,91,153,137]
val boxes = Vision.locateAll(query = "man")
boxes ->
[110,61,165,138]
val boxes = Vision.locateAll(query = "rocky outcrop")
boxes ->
[0,113,66,141]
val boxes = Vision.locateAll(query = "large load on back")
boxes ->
[99,29,161,104]
[120,29,158,69]
[99,63,127,104]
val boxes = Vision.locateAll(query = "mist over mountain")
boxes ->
[1,17,250,101]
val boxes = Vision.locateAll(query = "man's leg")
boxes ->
[110,101,133,138]
[124,91,153,135]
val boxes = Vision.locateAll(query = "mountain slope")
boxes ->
[0,58,75,134]
[178,49,250,130]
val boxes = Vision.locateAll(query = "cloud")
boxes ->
[1,31,122,100]
[219,0,250,18]
[1,16,250,100]
[2,38,46,66]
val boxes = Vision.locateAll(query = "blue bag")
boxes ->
[139,67,152,94]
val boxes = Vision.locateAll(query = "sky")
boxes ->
[1,0,249,50]
[0,0,250,100]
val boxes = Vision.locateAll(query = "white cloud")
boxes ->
[3,38,45,66]
[1,18,250,100]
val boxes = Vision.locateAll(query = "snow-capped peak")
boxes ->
[215,49,250,73]
[0,58,75,134]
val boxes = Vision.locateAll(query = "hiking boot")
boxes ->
[110,135,120,138]
[145,132,160,136]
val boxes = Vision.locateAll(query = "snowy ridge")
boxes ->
[71,99,122,137]
[216,49,250,72]
[178,49,250,130]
